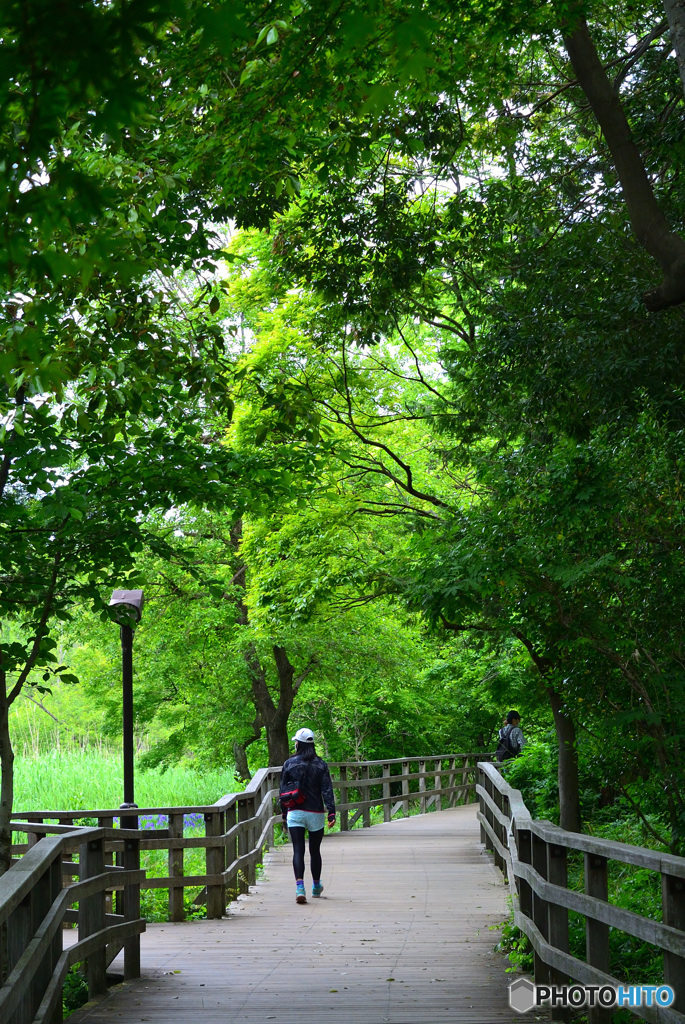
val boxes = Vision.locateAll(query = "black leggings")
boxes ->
[289,827,324,881]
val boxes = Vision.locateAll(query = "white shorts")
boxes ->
[287,810,326,832]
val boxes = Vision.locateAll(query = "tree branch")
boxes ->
[561,10,685,311]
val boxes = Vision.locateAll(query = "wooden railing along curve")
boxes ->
[477,761,685,1023]
[0,824,144,1024]
[4,753,480,1023]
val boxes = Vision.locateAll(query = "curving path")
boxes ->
[71,805,540,1024]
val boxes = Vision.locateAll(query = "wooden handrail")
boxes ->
[4,753,483,1021]
[0,826,145,1024]
[476,761,685,1023]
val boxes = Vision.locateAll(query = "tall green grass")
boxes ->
[14,748,240,813]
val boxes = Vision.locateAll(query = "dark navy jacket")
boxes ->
[280,754,336,814]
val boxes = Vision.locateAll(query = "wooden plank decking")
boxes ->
[71,806,539,1024]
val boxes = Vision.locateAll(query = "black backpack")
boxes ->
[496,724,518,763]
[280,760,310,810]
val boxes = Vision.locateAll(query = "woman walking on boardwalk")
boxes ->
[279,728,336,904]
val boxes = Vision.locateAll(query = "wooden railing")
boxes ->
[0,823,144,1024]
[4,753,481,1022]
[332,753,479,829]
[477,761,685,1023]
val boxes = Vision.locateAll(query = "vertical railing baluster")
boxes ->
[168,812,185,922]
[584,853,611,1024]
[532,833,551,988]
[361,765,371,827]
[478,765,487,846]
[492,784,505,874]
[246,797,256,883]
[516,825,533,921]
[123,834,141,980]
[662,872,685,1013]
[79,835,107,999]
[463,757,471,804]
[402,761,410,817]
[100,816,114,919]
[205,810,226,917]
[448,757,457,807]
[433,759,442,811]
[225,802,238,900]
[31,856,62,1023]
[483,773,495,853]
[27,818,43,850]
[419,760,427,814]
[548,842,570,1022]
[8,891,32,1024]
[382,764,391,823]
[339,766,348,831]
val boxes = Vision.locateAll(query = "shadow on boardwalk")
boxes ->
[71,806,544,1024]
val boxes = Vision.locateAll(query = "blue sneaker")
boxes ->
[296,883,307,904]
[312,882,324,898]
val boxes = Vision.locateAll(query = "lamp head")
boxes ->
[109,589,144,624]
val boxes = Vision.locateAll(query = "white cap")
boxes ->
[292,728,315,743]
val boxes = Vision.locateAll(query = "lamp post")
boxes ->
[109,589,144,830]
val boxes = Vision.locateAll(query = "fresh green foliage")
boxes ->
[13,748,239,813]
[62,964,88,1018]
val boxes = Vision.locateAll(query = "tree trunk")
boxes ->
[233,742,252,782]
[232,713,263,781]
[562,11,685,311]
[547,685,582,833]
[243,643,292,767]
[230,519,317,767]
[664,0,685,99]
[513,631,582,833]
[0,669,14,875]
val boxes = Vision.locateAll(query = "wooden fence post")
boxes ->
[448,758,457,808]
[11,852,63,1024]
[246,796,257,884]
[483,774,495,854]
[7,891,32,1024]
[433,759,441,811]
[47,854,63,1024]
[516,826,533,921]
[382,765,391,823]
[497,790,507,880]
[662,872,685,1012]
[478,765,487,846]
[100,816,114,920]
[339,767,348,832]
[532,833,551,987]
[225,803,238,900]
[168,813,185,922]
[463,757,472,804]
[547,843,570,1022]
[358,765,370,828]
[418,760,427,814]
[62,818,76,923]
[27,818,43,850]
[79,836,107,999]
[265,777,275,848]
[123,835,141,981]
[584,853,611,1024]
[205,812,226,918]
[402,761,410,817]
[492,785,505,874]
[237,799,250,895]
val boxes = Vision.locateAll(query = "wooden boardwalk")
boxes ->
[71,806,535,1024]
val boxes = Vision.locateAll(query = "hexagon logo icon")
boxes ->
[509,977,536,1014]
